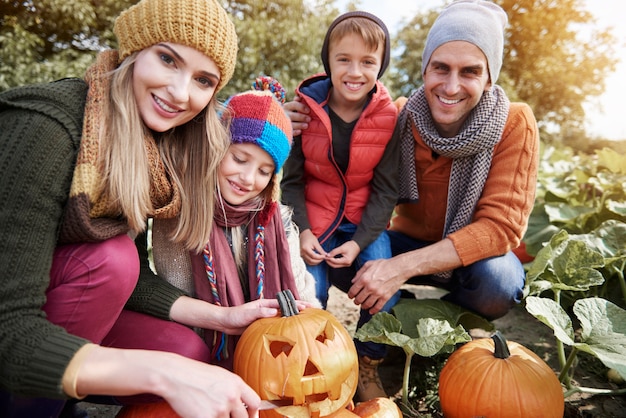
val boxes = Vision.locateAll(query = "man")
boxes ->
[284,0,539,323]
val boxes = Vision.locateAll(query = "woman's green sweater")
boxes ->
[0,79,185,399]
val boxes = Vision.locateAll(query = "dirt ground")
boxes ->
[81,285,625,418]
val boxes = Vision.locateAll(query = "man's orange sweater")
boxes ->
[390,102,539,266]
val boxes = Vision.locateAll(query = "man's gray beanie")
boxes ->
[421,0,508,83]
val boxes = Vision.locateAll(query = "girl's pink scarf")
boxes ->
[191,196,300,369]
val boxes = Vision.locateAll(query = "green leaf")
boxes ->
[570,220,626,259]
[595,147,626,175]
[391,298,494,338]
[407,318,470,357]
[526,229,605,294]
[545,202,596,224]
[354,312,470,357]
[573,298,626,380]
[525,296,576,345]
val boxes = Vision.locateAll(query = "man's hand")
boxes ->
[284,96,311,136]
[348,258,407,314]
[348,239,463,314]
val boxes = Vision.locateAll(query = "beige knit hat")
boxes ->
[114,0,238,92]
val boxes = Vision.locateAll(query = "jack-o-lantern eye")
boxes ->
[316,320,335,344]
[266,336,295,357]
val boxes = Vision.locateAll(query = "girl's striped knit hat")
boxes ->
[224,76,293,172]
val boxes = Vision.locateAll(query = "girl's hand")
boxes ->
[218,298,312,334]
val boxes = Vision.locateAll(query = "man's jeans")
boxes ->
[388,230,525,321]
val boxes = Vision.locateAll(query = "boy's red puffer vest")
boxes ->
[297,78,397,243]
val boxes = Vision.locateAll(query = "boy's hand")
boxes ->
[299,229,326,265]
[325,240,360,268]
[284,96,311,136]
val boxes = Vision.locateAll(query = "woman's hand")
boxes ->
[217,298,312,334]
[163,360,261,418]
[75,346,262,418]
[170,296,277,334]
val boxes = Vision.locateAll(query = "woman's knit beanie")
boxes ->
[320,11,391,79]
[114,0,238,92]
[224,77,292,173]
[421,0,508,83]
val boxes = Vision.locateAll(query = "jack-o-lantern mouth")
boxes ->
[267,392,334,407]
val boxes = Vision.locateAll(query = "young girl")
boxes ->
[152,77,319,370]
[0,1,286,417]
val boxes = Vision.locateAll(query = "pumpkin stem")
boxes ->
[277,289,299,317]
[491,330,511,359]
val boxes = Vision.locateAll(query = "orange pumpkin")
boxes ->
[438,331,564,418]
[352,398,402,418]
[115,401,179,418]
[234,290,358,418]
[326,407,360,417]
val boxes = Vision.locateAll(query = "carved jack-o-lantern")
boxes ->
[234,290,358,418]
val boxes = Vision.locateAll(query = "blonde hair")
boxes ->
[101,54,230,253]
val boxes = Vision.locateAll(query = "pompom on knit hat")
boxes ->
[224,76,292,173]
[421,0,508,84]
[113,0,238,92]
[321,11,391,79]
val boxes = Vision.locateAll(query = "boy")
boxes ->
[280,11,399,401]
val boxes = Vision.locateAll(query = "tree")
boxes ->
[500,0,618,133]
[0,0,338,100]
[0,0,133,90]
[222,0,338,100]
[384,7,442,99]
[385,0,618,136]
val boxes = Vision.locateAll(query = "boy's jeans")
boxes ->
[306,223,400,359]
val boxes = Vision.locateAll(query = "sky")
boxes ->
[335,0,626,140]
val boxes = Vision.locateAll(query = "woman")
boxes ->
[0,0,288,417]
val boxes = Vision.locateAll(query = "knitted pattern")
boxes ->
[421,0,508,83]
[398,85,510,277]
[114,0,238,92]
[0,78,92,398]
[201,202,277,361]
[254,225,266,298]
[226,78,292,172]
[252,76,286,104]
[59,50,181,243]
